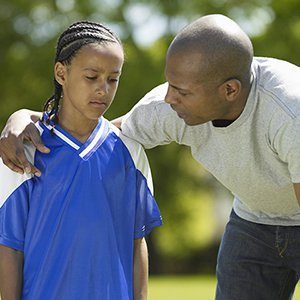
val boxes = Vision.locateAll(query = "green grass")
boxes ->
[1,275,300,299]
[149,275,300,300]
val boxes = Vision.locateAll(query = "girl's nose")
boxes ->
[96,81,108,95]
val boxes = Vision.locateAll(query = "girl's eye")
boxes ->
[109,78,119,83]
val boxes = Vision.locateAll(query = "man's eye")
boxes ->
[178,90,188,96]
[86,76,97,80]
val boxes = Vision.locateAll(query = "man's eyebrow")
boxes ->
[169,83,189,92]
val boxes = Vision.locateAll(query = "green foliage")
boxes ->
[1,0,300,274]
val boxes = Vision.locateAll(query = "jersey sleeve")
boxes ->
[121,83,186,149]
[272,116,300,182]
[117,131,162,238]
[134,168,162,239]
[0,148,34,251]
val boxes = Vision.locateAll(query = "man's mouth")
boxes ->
[171,105,185,119]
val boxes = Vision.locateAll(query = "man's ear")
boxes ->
[219,79,241,102]
[54,62,67,85]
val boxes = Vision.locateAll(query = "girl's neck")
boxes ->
[57,110,99,143]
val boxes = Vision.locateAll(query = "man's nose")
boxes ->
[164,87,179,105]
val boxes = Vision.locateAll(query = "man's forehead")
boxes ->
[166,51,209,80]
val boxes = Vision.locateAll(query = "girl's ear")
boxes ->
[54,62,67,85]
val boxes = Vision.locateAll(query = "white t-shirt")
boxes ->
[122,57,300,225]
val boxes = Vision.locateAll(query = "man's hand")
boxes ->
[293,183,300,206]
[111,116,123,130]
[0,109,49,176]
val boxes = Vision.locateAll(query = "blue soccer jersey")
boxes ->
[0,116,162,300]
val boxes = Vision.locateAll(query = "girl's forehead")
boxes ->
[76,42,123,58]
[70,42,124,70]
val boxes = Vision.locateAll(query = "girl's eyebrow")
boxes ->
[83,67,100,72]
[83,67,121,74]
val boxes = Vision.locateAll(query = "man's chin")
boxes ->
[183,118,204,126]
[175,112,205,126]
[177,113,193,125]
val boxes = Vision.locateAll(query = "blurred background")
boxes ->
[1,0,300,298]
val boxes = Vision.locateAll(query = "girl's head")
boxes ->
[44,21,124,125]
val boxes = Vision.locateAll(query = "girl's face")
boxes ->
[54,42,124,124]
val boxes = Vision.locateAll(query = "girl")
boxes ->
[0,21,162,300]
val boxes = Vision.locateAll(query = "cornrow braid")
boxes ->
[43,20,122,126]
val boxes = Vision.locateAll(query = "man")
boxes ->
[1,14,300,299]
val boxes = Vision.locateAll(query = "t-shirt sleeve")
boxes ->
[272,116,300,182]
[0,155,33,251]
[121,83,186,149]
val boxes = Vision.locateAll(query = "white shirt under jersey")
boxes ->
[121,57,300,226]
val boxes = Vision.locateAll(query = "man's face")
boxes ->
[164,51,226,126]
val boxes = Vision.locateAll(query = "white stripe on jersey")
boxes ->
[79,118,108,159]
[0,144,34,208]
[109,123,154,195]
[44,124,80,150]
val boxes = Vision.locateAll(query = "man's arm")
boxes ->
[293,183,300,206]
[0,109,49,176]
[0,245,23,300]
[133,238,148,300]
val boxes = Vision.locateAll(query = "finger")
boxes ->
[0,135,26,164]
[0,147,26,172]
[15,149,32,173]
[30,133,50,153]
[1,157,24,174]
[35,143,50,154]
[23,162,41,177]
[4,156,41,177]
[25,126,50,154]
[12,151,41,177]
[15,153,41,177]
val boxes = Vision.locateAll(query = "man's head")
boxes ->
[164,14,253,126]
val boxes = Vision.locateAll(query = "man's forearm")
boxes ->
[1,109,42,140]
[0,245,23,300]
[133,238,148,300]
[11,109,42,125]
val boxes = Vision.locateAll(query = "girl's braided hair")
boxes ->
[43,21,122,125]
